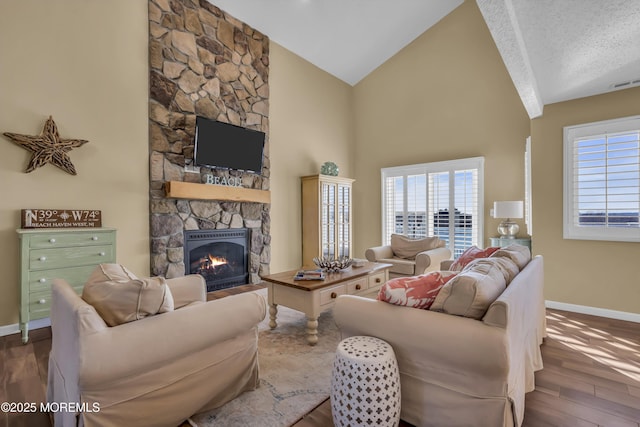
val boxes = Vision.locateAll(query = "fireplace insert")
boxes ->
[183,229,250,292]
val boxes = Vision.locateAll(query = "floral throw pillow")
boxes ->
[449,246,500,271]
[377,271,458,309]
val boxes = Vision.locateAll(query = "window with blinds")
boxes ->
[381,157,484,258]
[563,116,640,242]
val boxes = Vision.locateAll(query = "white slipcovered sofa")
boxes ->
[334,247,545,427]
[47,269,266,427]
[365,234,452,276]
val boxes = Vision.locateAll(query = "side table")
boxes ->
[489,236,531,249]
[331,336,401,426]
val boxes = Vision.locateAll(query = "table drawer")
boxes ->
[29,245,114,270]
[320,284,346,305]
[28,231,115,249]
[368,271,387,289]
[28,265,99,293]
[346,277,368,294]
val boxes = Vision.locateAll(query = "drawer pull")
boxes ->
[92,236,99,241]
[330,292,337,299]
[355,284,362,290]
[39,256,47,262]
[39,278,46,283]
[99,252,106,256]
[375,278,381,283]
[38,299,46,305]
[49,238,56,243]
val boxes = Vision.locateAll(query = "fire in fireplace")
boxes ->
[184,229,250,292]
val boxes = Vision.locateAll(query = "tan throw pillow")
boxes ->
[390,234,444,260]
[430,258,507,319]
[82,264,174,327]
[489,243,531,270]
[465,256,520,285]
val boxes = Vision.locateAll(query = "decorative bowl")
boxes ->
[312,256,352,272]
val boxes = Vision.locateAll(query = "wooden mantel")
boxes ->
[165,181,271,204]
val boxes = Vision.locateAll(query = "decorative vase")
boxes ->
[320,161,339,176]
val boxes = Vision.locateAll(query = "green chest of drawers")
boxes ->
[17,228,116,343]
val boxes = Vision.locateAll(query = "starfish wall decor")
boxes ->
[3,116,89,175]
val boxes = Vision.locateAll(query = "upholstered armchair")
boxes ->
[365,234,452,276]
[47,270,266,427]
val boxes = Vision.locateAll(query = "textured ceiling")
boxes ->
[209,0,640,118]
[480,0,640,117]
[513,0,640,105]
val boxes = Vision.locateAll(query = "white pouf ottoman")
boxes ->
[331,335,401,426]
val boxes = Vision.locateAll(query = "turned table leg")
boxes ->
[269,303,278,329]
[306,317,319,346]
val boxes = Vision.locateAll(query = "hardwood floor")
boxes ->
[295,310,640,427]
[2,287,639,427]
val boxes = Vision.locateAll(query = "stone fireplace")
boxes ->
[148,0,270,286]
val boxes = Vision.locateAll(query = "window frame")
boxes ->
[381,156,485,257]
[525,136,533,235]
[563,115,640,242]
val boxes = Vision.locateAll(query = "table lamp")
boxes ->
[493,201,523,238]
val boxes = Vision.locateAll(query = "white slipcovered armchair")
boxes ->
[47,271,266,427]
[365,234,452,276]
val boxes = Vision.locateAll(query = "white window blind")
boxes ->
[382,157,484,258]
[564,116,640,242]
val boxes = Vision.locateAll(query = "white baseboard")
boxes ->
[546,300,640,324]
[0,317,51,338]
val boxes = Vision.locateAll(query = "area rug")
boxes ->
[189,289,341,427]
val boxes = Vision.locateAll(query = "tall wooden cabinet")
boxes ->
[302,174,354,266]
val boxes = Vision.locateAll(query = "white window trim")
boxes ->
[381,156,485,253]
[563,115,640,242]
[525,136,533,235]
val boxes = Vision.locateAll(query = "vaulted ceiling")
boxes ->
[210,0,640,118]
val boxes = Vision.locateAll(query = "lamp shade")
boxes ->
[493,201,523,219]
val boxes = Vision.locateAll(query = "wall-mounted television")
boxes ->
[193,116,265,174]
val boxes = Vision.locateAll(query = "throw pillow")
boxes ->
[390,234,445,260]
[377,271,457,309]
[464,256,520,285]
[489,243,531,270]
[430,258,507,319]
[449,246,500,271]
[82,263,174,327]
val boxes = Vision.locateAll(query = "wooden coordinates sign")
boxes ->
[21,209,102,229]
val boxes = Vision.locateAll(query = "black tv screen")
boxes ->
[194,116,265,173]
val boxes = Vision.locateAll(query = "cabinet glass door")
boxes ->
[337,184,351,257]
[321,183,336,258]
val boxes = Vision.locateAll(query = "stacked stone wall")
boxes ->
[148,0,270,282]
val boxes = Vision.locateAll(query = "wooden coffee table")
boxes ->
[261,262,391,345]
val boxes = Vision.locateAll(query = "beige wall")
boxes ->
[0,0,149,327]
[1,0,637,331]
[269,42,354,272]
[352,1,530,258]
[531,87,640,314]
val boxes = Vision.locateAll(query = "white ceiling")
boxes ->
[210,0,463,86]
[210,0,640,118]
